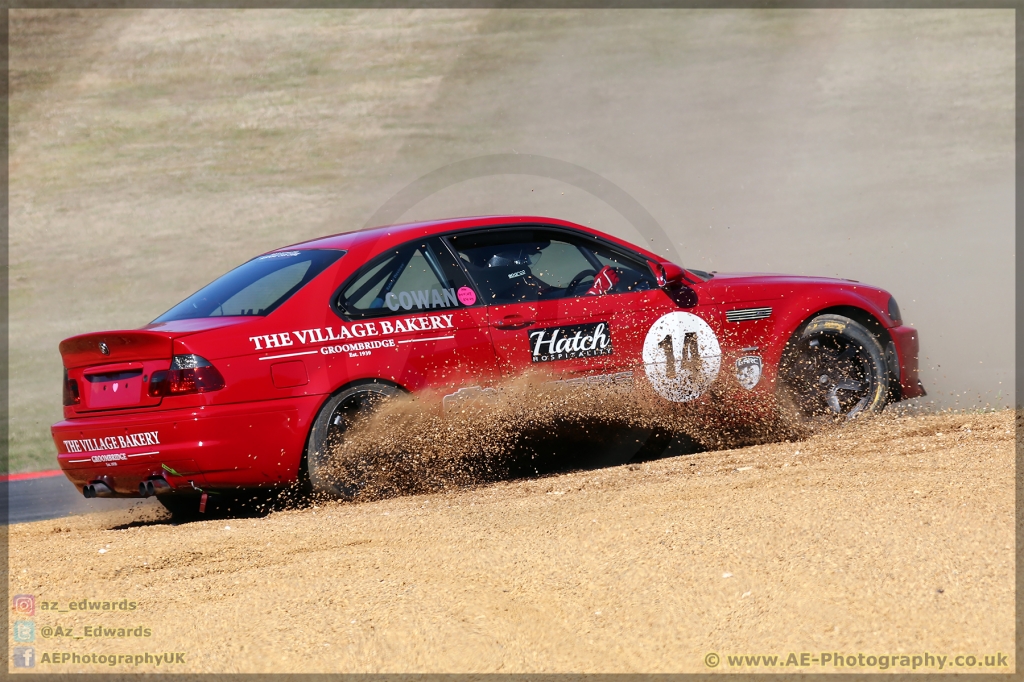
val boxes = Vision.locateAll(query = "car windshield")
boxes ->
[153,249,344,322]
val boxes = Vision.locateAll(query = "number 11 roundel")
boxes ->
[642,312,721,402]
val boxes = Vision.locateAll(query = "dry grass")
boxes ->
[9,9,488,470]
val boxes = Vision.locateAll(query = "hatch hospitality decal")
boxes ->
[249,314,455,350]
[528,322,613,363]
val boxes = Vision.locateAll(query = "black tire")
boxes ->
[306,381,401,499]
[779,314,889,421]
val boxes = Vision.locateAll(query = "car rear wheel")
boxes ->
[779,314,889,421]
[306,381,401,499]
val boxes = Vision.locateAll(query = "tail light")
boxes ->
[148,354,225,397]
[62,368,80,406]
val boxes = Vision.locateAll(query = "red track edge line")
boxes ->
[1,470,65,482]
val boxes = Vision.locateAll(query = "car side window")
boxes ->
[448,230,603,304]
[581,243,658,294]
[448,229,657,304]
[531,240,594,289]
[336,238,475,317]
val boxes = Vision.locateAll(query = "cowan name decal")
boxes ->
[385,288,461,311]
[250,314,455,351]
[528,322,613,363]
[63,431,160,454]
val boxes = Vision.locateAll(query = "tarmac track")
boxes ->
[4,472,157,525]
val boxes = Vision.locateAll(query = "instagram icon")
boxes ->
[12,595,35,616]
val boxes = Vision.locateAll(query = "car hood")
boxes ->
[694,271,876,305]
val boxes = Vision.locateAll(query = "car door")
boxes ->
[332,236,496,392]
[446,228,637,380]
[569,239,681,375]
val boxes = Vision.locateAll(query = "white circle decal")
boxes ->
[642,312,721,402]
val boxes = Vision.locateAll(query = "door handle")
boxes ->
[492,315,535,330]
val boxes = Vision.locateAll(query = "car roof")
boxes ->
[271,215,666,262]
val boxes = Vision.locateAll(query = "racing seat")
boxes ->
[469,263,545,303]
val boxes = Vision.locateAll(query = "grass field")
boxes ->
[9,9,1014,471]
[10,9,492,470]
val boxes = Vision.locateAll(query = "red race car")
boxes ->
[52,215,923,514]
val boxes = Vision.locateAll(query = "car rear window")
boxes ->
[153,249,344,322]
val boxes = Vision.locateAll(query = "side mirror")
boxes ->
[649,260,697,308]
[661,262,686,286]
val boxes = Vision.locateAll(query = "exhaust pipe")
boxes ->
[83,481,115,498]
[139,477,172,497]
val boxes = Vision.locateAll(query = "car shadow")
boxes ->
[102,424,704,528]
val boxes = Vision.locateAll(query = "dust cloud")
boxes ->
[316,372,812,502]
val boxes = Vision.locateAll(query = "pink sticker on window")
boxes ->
[457,286,477,306]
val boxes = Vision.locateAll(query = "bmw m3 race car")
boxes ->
[52,215,923,514]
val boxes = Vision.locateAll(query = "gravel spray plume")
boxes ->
[318,369,799,502]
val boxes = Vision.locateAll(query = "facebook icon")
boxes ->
[13,646,35,668]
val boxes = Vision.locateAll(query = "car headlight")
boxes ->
[887,296,902,325]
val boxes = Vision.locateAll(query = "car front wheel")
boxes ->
[779,314,889,421]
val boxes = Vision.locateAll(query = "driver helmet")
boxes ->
[485,245,541,268]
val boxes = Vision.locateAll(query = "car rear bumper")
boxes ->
[889,325,925,400]
[51,396,323,497]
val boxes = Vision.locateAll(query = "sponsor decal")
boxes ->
[550,370,633,388]
[508,269,527,279]
[457,286,477,305]
[528,322,613,363]
[250,313,454,351]
[442,386,498,413]
[320,339,397,355]
[62,431,160,454]
[258,251,301,259]
[385,288,460,311]
[736,355,762,390]
[642,312,721,403]
[91,453,127,464]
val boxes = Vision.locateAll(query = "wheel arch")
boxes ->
[297,377,409,486]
